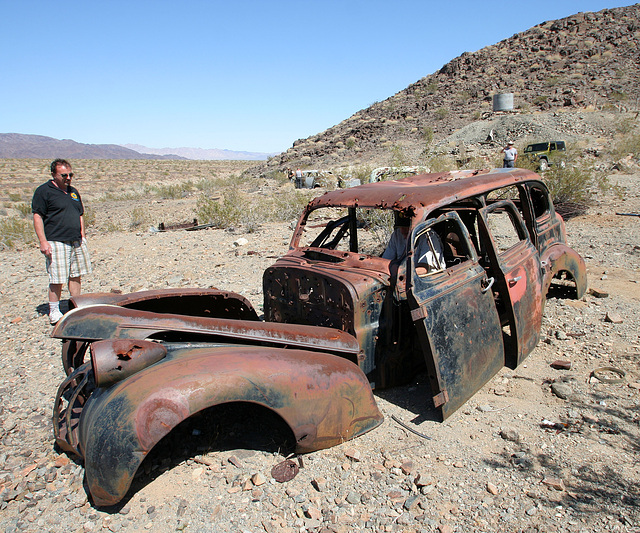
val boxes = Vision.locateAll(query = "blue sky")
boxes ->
[1,0,632,153]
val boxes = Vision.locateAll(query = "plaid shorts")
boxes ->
[46,240,92,284]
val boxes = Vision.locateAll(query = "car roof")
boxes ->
[306,168,542,214]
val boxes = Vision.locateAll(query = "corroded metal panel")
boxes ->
[540,242,587,299]
[291,169,539,246]
[408,248,505,420]
[52,305,362,360]
[263,261,389,375]
[478,201,543,368]
[91,339,167,388]
[55,343,383,506]
[70,288,259,321]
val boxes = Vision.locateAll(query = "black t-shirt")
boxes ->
[31,180,84,242]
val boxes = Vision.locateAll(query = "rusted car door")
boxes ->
[477,200,543,368]
[406,212,505,420]
[522,182,565,254]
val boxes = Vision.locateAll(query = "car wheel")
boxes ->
[62,339,89,375]
[539,159,549,171]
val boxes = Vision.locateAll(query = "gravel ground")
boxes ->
[0,172,639,533]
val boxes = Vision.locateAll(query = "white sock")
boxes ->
[49,302,60,314]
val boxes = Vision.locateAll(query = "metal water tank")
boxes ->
[493,93,514,112]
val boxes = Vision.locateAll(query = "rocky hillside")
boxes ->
[255,3,640,175]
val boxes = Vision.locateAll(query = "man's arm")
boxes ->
[33,213,52,256]
[80,215,86,241]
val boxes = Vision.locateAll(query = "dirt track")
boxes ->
[0,170,639,533]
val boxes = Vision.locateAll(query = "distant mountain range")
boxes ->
[122,144,274,161]
[0,133,274,160]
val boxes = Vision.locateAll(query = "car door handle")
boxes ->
[481,277,495,293]
[508,276,522,286]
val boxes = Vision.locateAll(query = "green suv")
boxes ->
[523,141,566,171]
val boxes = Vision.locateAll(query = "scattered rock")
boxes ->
[605,312,623,324]
[551,382,573,400]
[550,360,572,370]
[542,478,566,491]
[589,288,609,298]
[500,427,520,443]
[344,448,361,462]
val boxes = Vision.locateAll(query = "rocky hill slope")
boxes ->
[255,3,640,175]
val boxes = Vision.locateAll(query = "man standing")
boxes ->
[502,141,518,168]
[32,159,92,324]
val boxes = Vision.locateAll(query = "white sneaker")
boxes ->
[50,308,64,325]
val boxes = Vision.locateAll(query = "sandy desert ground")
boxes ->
[0,161,639,533]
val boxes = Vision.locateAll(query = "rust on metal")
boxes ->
[54,343,383,506]
[68,288,259,321]
[90,339,167,388]
[53,305,362,361]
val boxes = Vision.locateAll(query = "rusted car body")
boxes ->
[52,168,586,506]
[263,168,586,418]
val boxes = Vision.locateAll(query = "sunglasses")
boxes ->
[60,173,74,178]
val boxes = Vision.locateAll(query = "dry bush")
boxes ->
[520,153,614,218]
[0,217,35,250]
[195,191,245,229]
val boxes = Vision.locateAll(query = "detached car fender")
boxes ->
[57,342,383,507]
[540,242,587,298]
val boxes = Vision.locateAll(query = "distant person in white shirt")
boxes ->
[502,141,518,168]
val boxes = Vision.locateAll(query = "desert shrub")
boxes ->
[516,149,610,216]
[612,131,640,161]
[543,163,612,218]
[458,156,492,170]
[83,205,96,228]
[389,145,409,167]
[129,207,150,230]
[266,171,291,186]
[615,117,637,135]
[434,108,449,120]
[100,189,148,202]
[104,221,123,232]
[610,90,628,102]
[147,182,193,200]
[195,191,245,228]
[267,189,315,222]
[357,208,394,250]
[8,193,22,202]
[422,127,434,147]
[194,177,223,194]
[15,202,32,218]
[426,154,456,172]
[0,217,35,250]
[346,165,374,184]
